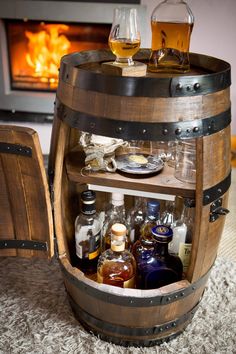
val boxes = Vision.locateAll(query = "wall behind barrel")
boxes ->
[141,0,236,135]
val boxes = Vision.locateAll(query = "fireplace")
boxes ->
[0,1,146,117]
[6,20,111,92]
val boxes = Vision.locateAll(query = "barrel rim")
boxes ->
[58,49,231,98]
[59,256,212,307]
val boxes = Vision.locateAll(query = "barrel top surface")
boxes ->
[58,49,231,98]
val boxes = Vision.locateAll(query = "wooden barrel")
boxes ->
[51,49,231,346]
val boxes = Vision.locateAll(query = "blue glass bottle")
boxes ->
[134,225,183,289]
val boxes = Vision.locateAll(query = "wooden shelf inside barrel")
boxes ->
[65,149,195,198]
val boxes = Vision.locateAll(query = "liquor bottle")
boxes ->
[102,192,129,251]
[74,190,102,276]
[127,196,147,245]
[148,0,194,73]
[134,225,183,289]
[97,223,136,288]
[132,232,155,289]
[140,199,161,238]
[169,198,195,275]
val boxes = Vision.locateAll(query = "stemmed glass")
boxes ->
[108,7,141,66]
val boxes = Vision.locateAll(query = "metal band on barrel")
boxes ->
[59,49,231,98]
[56,100,231,141]
[0,239,48,251]
[0,142,32,157]
[68,292,200,341]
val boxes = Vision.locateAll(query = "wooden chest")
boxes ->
[0,49,231,347]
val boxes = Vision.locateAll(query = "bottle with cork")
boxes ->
[97,223,136,288]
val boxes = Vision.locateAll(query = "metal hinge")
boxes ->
[209,198,229,222]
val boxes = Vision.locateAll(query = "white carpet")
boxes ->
[0,255,235,354]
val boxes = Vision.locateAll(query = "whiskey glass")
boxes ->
[109,7,141,66]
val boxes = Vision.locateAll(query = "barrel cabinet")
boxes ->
[0,49,231,347]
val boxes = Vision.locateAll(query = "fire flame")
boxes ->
[25,24,71,85]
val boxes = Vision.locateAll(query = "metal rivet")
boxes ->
[181,292,185,296]
[4,242,7,247]
[166,297,172,302]
[172,322,177,327]
[159,327,163,332]
[149,300,153,304]
[21,243,25,247]
[162,128,168,135]
[205,195,210,202]
[142,129,147,134]
[193,127,199,133]
[176,83,182,91]
[165,326,169,329]
[192,286,196,291]
[186,85,191,91]
[90,122,95,128]
[194,83,200,91]
[129,299,134,304]
[175,128,182,135]
[218,188,222,194]
[175,294,178,298]
[186,128,191,133]
[116,127,123,133]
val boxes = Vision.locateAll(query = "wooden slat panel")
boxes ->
[202,126,231,189]
[0,125,54,259]
[0,154,16,256]
[58,81,230,123]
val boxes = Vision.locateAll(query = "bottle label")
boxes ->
[179,243,192,272]
[75,229,101,260]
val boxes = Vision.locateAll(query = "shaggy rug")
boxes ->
[0,255,235,354]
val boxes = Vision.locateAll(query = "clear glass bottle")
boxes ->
[75,190,102,276]
[102,192,129,250]
[134,225,183,289]
[127,196,147,245]
[148,0,194,73]
[169,198,195,275]
[140,199,161,238]
[97,223,136,288]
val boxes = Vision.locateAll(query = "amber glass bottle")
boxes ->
[97,223,136,288]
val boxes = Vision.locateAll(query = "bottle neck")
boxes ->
[111,235,126,252]
[155,240,170,256]
[81,202,96,215]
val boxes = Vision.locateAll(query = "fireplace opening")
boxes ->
[5,19,111,92]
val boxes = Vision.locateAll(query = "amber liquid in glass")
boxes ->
[109,38,140,59]
[149,21,193,73]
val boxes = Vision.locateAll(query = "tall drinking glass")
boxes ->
[109,7,141,66]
